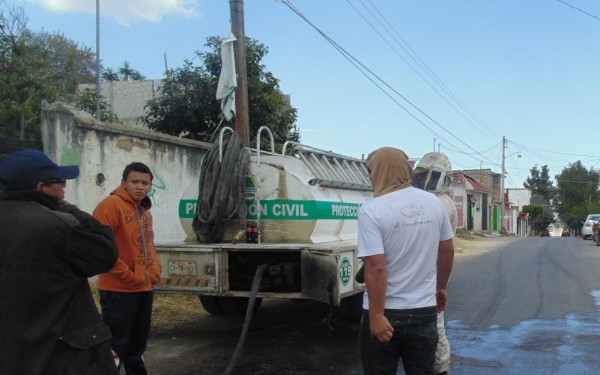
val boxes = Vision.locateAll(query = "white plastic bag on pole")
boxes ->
[216,33,237,121]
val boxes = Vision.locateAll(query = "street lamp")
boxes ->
[500,136,521,231]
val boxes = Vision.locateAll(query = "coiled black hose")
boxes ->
[193,130,249,243]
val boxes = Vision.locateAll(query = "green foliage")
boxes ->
[524,165,556,205]
[522,204,554,233]
[143,60,219,140]
[555,161,600,230]
[102,63,145,82]
[32,31,96,98]
[0,2,97,140]
[523,165,556,233]
[522,204,543,216]
[142,36,299,147]
[102,68,119,81]
[74,88,119,123]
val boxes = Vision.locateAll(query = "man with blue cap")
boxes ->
[0,149,119,374]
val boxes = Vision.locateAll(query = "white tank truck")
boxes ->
[154,126,372,320]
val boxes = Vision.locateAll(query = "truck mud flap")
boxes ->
[301,250,362,305]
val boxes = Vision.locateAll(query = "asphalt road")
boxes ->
[145,236,600,374]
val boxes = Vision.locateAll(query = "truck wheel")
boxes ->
[336,292,364,322]
[218,296,263,316]
[199,296,225,315]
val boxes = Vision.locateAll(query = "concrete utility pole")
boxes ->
[501,135,506,231]
[500,136,522,232]
[229,0,250,146]
[95,0,101,120]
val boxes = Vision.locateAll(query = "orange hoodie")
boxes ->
[93,185,162,292]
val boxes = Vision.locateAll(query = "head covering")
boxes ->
[411,152,452,193]
[366,147,413,197]
[0,150,79,191]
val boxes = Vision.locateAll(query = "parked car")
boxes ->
[582,214,600,240]
[541,229,550,237]
[562,229,571,237]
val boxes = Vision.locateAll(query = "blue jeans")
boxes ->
[359,306,438,375]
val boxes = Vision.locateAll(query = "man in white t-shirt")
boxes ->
[412,152,457,375]
[358,147,455,375]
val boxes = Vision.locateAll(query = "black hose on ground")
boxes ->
[223,264,266,375]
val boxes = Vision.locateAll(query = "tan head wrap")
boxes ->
[367,147,413,197]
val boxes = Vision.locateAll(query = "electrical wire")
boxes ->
[555,0,600,22]
[279,0,498,167]
[350,0,500,142]
[279,0,597,189]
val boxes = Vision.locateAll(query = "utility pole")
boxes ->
[500,135,506,231]
[229,0,250,146]
[95,0,101,120]
[163,53,169,78]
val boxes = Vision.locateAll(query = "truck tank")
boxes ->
[179,128,374,244]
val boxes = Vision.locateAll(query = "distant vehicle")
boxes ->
[581,214,600,240]
[562,229,571,237]
[541,229,550,237]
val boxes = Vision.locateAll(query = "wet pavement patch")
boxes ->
[445,290,600,374]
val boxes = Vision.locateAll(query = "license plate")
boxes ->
[168,260,197,276]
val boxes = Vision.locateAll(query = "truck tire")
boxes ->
[218,296,262,316]
[199,295,226,315]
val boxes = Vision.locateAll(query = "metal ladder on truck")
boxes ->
[282,141,373,192]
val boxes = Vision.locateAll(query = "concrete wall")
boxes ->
[41,102,210,243]
[79,80,164,128]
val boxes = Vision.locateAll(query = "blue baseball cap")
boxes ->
[0,150,79,191]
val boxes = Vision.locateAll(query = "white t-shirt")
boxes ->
[358,187,454,310]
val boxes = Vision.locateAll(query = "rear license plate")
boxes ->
[168,260,197,276]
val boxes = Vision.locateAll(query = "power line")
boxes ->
[555,0,600,22]
[279,0,498,167]
[350,0,499,142]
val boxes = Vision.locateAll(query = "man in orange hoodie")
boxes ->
[94,162,162,375]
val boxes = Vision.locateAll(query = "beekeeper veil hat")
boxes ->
[411,152,452,193]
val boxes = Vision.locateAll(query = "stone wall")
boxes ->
[41,102,210,242]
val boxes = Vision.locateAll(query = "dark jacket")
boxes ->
[0,191,119,374]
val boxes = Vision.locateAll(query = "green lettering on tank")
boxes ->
[179,199,198,218]
[247,200,361,220]
[179,199,361,220]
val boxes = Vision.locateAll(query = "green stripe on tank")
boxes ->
[179,199,361,220]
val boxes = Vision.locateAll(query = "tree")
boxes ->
[102,68,120,81]
[0,2,49,139]
[74,88,118,123]
[555,161,600,230]
[142,36,299,146]
[524,165,556,205]
[129,70,146,81]
[522,204,554,234]
[0,1,97,140]
[32,31,96,98]
[523,164,556,233]
[119,61,134,81]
